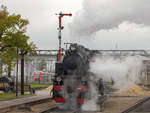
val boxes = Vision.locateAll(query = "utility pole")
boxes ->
[56,12,72,62]
[16,48,18,97]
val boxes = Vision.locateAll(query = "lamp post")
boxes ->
[20,51,25,95]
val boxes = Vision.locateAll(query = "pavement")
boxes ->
[0,89,51,110]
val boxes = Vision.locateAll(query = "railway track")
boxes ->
[0,97,53,113]
[39,107,80,113]
[39,106,57,113]
[121,96,150,113]
[39,106,99,113]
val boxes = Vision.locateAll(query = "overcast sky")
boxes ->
[1,0,150,50]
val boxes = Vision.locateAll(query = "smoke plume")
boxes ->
[69,0,150,37]
[90,55,143,91]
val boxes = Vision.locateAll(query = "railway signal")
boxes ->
[56,12,72,62]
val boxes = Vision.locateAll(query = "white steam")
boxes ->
[82,76,100,111]
[90,56,143,91]
[81,55,143,111]
[70,0,150,36]
[82,97,99,111]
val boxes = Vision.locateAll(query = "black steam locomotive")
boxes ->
[53,44,104,109]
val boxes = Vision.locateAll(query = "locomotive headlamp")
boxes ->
[56,77,62,82]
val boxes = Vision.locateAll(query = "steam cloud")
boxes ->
[90,55,143,91]
[81,76,100,111]
[81,55,143,111]
[70,0,150,36]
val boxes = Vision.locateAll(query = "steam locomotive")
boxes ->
[53,44,104,109]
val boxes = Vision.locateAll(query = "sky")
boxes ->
[0,0,150,50]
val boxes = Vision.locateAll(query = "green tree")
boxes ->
[0,5,36,73]
[0,5,37,95]
[37,60,47,71]
[0,5,29,73]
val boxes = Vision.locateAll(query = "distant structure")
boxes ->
[2,49,150,85]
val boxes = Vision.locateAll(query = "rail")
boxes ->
[121,96,150,113]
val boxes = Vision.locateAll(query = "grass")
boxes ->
[0,93,34,100]
[29,83,51,88]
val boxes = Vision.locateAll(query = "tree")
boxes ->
[0,5,37,95]
[0,5,29,74]
[19,35,36,95]
[37,60,47,71]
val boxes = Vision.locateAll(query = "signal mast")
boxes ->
[56,12,72,62]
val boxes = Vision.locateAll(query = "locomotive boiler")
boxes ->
[53,44,104,109]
